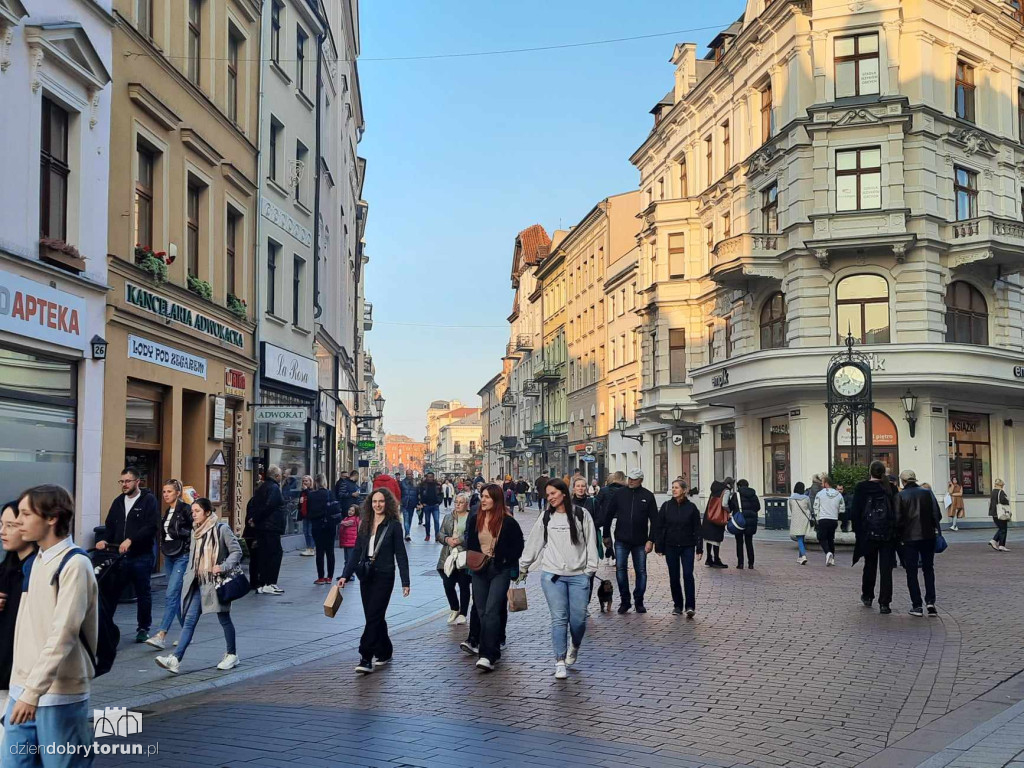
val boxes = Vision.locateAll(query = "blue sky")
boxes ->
[358,0,746,440]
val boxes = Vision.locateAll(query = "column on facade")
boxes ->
[809,30,829,105]
[882,21,902,95]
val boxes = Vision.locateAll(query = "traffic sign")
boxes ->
[581,455,596,463]
[357,439,376,451]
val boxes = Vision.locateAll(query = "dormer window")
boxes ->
[714,43,725,63]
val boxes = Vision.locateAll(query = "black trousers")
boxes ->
[358,569,395,661]
[100,553,154,633]
[734,530,755,566]
[818,519,838,555]
[439,568,471,614]
[861,541,895,606]
[994,519,1009,546]
[257,533,283,586]
[903,540,936,608]
[470,564,511,662]
[313,526,336,579]
[245,537,261,589]
[705,542,722,563]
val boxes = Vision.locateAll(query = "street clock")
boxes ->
[830,363,868,398]
[825,332,875,471]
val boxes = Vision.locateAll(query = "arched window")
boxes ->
[836,274,890,344]
[945,281,988,345]
[759,292,787,349]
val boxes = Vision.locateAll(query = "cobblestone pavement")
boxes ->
[95,514,1024,768]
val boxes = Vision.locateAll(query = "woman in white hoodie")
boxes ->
[519,478,599,680]
[813,475,845,566]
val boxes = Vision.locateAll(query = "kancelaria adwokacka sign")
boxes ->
[125,283,244,348]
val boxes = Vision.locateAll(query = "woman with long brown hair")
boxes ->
[338,488,410,674]
[462,484,524,671]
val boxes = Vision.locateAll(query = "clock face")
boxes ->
[832,364,866,397]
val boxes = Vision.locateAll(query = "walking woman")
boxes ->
[701,480,728,568]
[338,488,410,674]
[305,474,339,585]
[520,479,598,679]
[1,499,37,716]
[788,482,813,565]
[570,475,602,557]
[442,478,455,511]
[438,493,471,624]
[463,484,524,672]
[652,480,702,617]
[155,498,241,674]
[989,479,1011,552]
[948,477,964,531]
[298,475,316,556]
[146,480,192,650]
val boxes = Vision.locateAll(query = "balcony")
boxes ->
[530,421,550,438]
[504,341,521,359]
[709,233,784,286]
[533,361,565,382]
[363,302,373,331]
[515,334,533,352]
[944,216,1024,272]
[522,380,541,398]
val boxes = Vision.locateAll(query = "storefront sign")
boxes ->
[225,368,247,397]
[261,342,317,392]
[125,283,245,349]
[1014,365,1024,379]
[0,268,86,350]
[127,334,207,379]
[234,410,245,533]
[213,396,226,440]
[711,368,729,388]
[253,406,309,424]
[836,410,899,446]
[319,391,337,427]
[949,411,989,441]
[357,440,376,451]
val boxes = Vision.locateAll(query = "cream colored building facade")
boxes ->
[533,232,569,477]
[628,0,1024,516]
[604,242,644,477]
[435,413,483,477]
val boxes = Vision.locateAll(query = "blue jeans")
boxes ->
[302,518,315,549]
[2,697,93,767]
[664,545,696,611]
[539,572,591,660]
[614,541,647,606]
[423,505,440,537]
[174,588,236,661]
[156,551,189,633]
[402,507,416,536]
[796,535,807,557]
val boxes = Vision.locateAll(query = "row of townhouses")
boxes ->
[480,0,1024,523]
[0,0,381,540]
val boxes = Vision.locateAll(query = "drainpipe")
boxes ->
[251,0,269,479]
[312,19,324,320]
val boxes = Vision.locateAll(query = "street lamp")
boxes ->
[374,392,385,416]
[670,404,684,423]
[900,388,918,438]
[616,416,644,445]
[583,423,593,440]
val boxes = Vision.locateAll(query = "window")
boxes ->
[955,60,975,122]
[724,316,733,358]
[836,274,890,344]
[945,281,988,345]
[948,412,991,496]
[186,182,200,278]
[705,135,713,186]
[470,441,477,454]
[836,147,881,211]
[187,0,201,86]
[225,209,239,294]
[227,31,240,123]
[269,119,281,182]
[834,33,879,98]
[653,433,669,494]
[296,26,308,93]
[762,183,779,233]
[722,212,731,240]
[668,233,685,277]
[292,255,303,325]
[669,329,686,383]
[134,144,154,248]
[954,166,978,221]
[763,416,791,495]
[270,1,282,63]
[706,223,714,260]
[267,240,279,315]
[835,409,900,473]
[760,292,786,349]
[678,157,687,197]
[658,177,664,200]
[678,427,699,491]
[760,82,773,143]
[707,323,716,363]
[1010,0,1023,23]
[39,98,70,241]
[714,423,736,481]
[722,121,730,169]
[454,441,461,455]
[136,0,152,38]
[1019,88,1024,142]
[295,141,308,203]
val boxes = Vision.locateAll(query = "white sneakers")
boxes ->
[950,523,959,531]
[454,615,467,625]
[217,654,239,670]
[476,657,494,672]
[460,641,479,655]
[565,644,579,666]
[299,548,315,557]
[554,661,567,679]
[258,585,284,595]
[155,655,180,674]
[990,540,1000,550]
[144,633,167,650]
[999,546,1010,552]
[446,610,459,624]
[797,556,807,565]
[826,553,836,567]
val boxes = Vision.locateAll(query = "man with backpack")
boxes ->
[3,485,98,764]
[851,461,898,614]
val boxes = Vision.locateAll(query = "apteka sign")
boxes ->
[0,268,86,350]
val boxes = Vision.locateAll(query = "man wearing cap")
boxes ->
[895,469,943,617]
[602,468,658,613]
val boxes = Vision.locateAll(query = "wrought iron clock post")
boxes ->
[826,332,874,471]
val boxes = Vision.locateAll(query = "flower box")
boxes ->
[39,239,86,274]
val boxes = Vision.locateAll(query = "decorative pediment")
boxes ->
[0,0,28,28]
[835,108,882,126]
[948,128,997,157]
[24,22,110,91]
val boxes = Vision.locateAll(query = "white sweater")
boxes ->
[813,488,846,521]
[520,508,599,577]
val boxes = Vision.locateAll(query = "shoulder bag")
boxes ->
[706,496,728,526]
[934,533,949,554]
[214,524,250,602]
[357,522,389,582]
[466,517,504,572]
[997,492,1012,521]
[726,511,747,536]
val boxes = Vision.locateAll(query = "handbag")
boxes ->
[215,567,250,603]
[323,581,344,617]
[357,524,389,582]
[465,550,491,572]
[997,499,1012,521]
[934,534,948,554]
[706,496,728,526]
[507,585,528,612]
[726,511,747,536]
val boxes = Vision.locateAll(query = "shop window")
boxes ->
[834,409,899,474]
[668,233,685,277]
[836,147,881,212]
[955,60,975,123]
[40,98,70,241]
[836,274,890,344]
[713,423,736,481]
[834,33,879,98]
[762,183,778,233]
[954,166,978,221]
[945,281,988,345]
[125,381,165,492]
[762,416,790,495]
[187,0,201,86]
[257,390,309,535]
[678,429,699,492]
[760,292,786,349]
[669,329,686,383]
[653,432,669,494]
[948,411,990,496]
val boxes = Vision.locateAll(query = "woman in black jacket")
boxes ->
[989,479,1011,552]
[702,481,728,568]
[733,479,761,569]
[652,480,702,617]
[1,499,37,694]
[462,484,524,672]
[571,476,602,557]
[146,480,193,650]
[339,488,410,673]
[304,474,339,584]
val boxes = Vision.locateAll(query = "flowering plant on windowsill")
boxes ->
[187,273,213,300]
[226,293,247,320]
[39,238,87,274]
[133,244,170,283]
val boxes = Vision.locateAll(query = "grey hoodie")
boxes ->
[813,487,845,521]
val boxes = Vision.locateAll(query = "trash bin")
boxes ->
[763,496,789,530]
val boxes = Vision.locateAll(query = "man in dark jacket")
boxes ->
[96,466,161,642]
[595,471,626,532]
[535,474,550,506]
[334,470,361,517]
[247,465,287,595]
[733,479,761,569]
[515,477,530,509]
[418,472,444,542]
[399,471,419,541]
[807,473,824,513]
[851,460,898,614]
[896,469,943,617]
[602,468,657,613]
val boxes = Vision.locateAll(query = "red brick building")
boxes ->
[384,434,426,475]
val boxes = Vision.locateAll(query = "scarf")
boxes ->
[192,513,221,583]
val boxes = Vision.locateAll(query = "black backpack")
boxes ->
[863,489,895,541]
[53,548,118,677]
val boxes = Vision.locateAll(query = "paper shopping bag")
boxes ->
[323,582,344,617]
[507,586,528,613]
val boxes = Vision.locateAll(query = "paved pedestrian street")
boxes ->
[95,514,1024,768]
